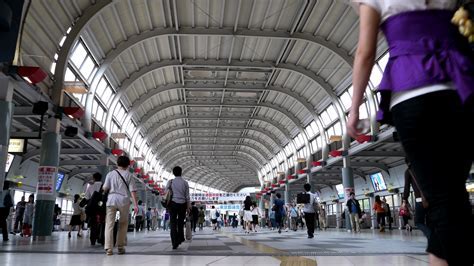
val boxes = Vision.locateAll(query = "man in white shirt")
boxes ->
[210,206,218,230]
[102,156,138,255]
[302,183,317,239]
[165,166,191,249]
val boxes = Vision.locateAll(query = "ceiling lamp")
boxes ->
[356,135,373,144]
[92,131,108,142]
[111,149,124,156]
[17,66,47,84]
[329,150,343,157]
[62,107,84,119]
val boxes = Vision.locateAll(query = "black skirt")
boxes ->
[70,215,82,226]
[252,215,258,225]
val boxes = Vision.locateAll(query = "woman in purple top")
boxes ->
[348,1,473,265]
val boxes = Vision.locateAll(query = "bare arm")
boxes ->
[131,191,138,214]
[348,4,381,138]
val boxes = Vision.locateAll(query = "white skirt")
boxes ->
[243,210,253,222]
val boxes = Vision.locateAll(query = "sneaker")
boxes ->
[118,247,125,254]
[106,249,113,255]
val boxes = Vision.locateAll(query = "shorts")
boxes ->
[211,219,217,224]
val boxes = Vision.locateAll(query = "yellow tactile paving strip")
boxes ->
[220,232,317,266]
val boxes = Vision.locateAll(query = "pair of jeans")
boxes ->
[391,90,473,265]
[349,213,360,232]
[169,201,186,247]
[304,212,315,237]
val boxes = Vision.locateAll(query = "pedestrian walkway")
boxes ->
[0,227,429,265]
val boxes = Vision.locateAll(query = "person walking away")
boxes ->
[346,192,362,233]
[400,199,412,231]
[373,195,386,232]
[242,196,253,234]
[289,203,298,231]
[251,202,262,232]
[165,166,191,249]
[0,182,13,241]
[191,202,199,232]
[13,196,26,234]
[146,208,152,231]
[269,206,276,230]
[53,203,62,232]
[135,200,145,232]
[403,158,431,239]
[382,197,392,230]
[102,156,139,255]
[319,204,327,230]
[84,172,103,245]
[274,193,286,234]
[198,206,205,230]
[68,194,84,238]
[348,1,474,265]
[152,208,158,230]
[210,206,218,230]
[302,184,317,238]
[22,194,34,237]
[163,209,170,231]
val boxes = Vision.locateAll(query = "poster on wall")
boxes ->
[37,166,57,195]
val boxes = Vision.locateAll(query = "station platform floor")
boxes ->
[0,227,429,265]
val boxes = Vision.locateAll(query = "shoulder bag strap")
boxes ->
[115,170,131,196]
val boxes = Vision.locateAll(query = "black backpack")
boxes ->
[297,192,310,204]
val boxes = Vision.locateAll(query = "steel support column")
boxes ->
[342,167,354,231]
[33,129,61,239]
[0,77,14,189]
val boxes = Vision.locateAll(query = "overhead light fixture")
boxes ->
[62,107,85,119]
[92,131,108,142]
[111,149,124,156]
[16,66,47,84]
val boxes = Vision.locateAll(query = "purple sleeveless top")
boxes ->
[376,10,474,123]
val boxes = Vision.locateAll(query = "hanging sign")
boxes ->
[190,193,249,202]
[8,139,25,153]
[37,166,57,195]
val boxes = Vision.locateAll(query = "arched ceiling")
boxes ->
[19,0,377,192]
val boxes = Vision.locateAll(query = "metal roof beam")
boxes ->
[159,143,268,165]
[59,160,101,166]
[149,125,284,156]
[355,151,405,158]
[162,150,262,171]
[156,136,274,159]
[22,148,100,162]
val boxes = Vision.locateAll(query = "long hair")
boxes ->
[375,195,381,204]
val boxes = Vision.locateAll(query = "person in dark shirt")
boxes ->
[346,192,362,233]
[14,196,26,234]
[190,202,199,232]
[274,193,285,234]
[403,159,431,239]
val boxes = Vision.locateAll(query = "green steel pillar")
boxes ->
[33,120,61,239]
[0,77,14,189]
